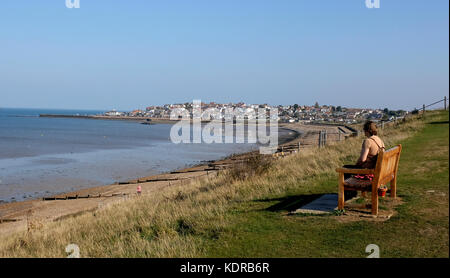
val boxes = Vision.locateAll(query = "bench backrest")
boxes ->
[373,144,402,187]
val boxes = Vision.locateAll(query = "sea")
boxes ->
[0,108,296,203]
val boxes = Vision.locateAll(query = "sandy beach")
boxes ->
[0,122,353,237]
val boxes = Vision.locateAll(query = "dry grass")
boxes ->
[0,114,428,257]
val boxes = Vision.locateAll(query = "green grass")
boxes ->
[1,111,447,258]
[202,111,449,258]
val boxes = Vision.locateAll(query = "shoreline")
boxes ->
[0,121,349,237]
[1,115,300,203]
[39,114,180,124]
[0,127,298,204]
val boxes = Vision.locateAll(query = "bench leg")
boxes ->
[371,190,378,215]
[390,178,397,199]
[338,173,345,210]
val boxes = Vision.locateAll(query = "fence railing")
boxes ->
[278,96,448,153]
[276,129,355,153]
[382,96,448,126]
[421,96,447,111]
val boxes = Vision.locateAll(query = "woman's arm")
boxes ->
[356,139,370,165]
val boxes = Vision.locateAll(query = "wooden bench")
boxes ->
[336,144,402,215]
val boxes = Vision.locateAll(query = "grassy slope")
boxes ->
[0,111,448,257]
[205,111,449,258]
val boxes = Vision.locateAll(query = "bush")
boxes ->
[227,155,273,181]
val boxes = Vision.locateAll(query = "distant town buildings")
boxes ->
[104,110,125,117]
[103,101,407,124]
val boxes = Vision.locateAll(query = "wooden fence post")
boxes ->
[423,104,426,118]
[445,96,447,111]
[319,130,327,147]
[298,142,301,152]
[318,131,322,148]
[318,131,321,148]
[320,130,325,147]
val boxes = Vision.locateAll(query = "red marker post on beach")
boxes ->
[137,185,142,195]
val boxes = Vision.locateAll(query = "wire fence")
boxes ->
[384,96,448,125]
[277,96,448,153]
[421,97,448,110]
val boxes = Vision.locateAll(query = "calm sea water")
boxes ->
[0,108,294,203]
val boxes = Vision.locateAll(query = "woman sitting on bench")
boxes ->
[344,121,385,199]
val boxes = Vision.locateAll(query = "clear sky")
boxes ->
[1,0,448,111]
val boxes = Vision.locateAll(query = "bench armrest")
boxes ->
[335,168,374,175]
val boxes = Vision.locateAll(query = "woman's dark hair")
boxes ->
[363,121,378,136]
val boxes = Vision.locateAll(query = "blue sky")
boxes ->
[0,0,448,111]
